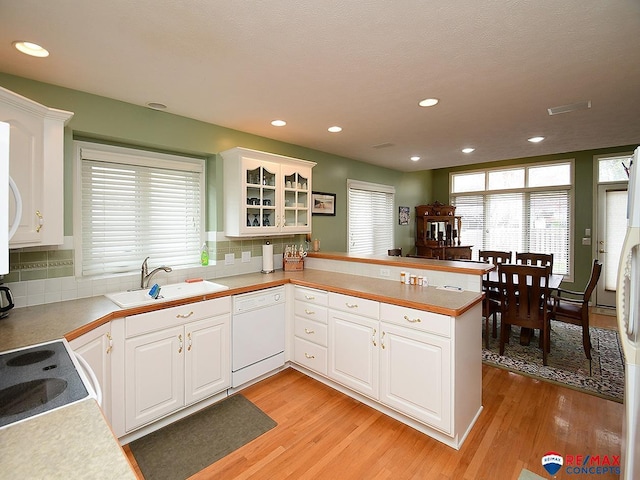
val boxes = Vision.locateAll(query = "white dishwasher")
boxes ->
[232,287,286,387]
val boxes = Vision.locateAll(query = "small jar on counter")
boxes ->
[410,274,417,285]
[400,271,406,283]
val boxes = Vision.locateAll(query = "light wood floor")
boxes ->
[125,310,623,480]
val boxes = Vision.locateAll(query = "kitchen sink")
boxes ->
[105,280,229,308]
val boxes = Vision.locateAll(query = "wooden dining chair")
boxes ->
[516,252,554,272]
[549,259,602,360]
[479,250,512,347]
[498,263,552,365]
[387,248,402,257]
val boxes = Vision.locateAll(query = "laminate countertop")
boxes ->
[0,269,483,352]
[0,267,482,479]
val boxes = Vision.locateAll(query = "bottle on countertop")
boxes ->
[201,243,209,266]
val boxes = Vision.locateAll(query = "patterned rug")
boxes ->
[482,320,624,402]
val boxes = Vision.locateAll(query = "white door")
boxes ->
[328,310,379,399]
[379,323,452,434]
[596,183,628,307]
[125,326,184,431]
[185,315,229,405]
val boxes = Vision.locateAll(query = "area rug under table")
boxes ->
[128,394,277,480]
[483,320,624,402]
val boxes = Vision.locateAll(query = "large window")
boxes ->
[450,161,573,277]
[347,179,395,255]
[75,142,205,277]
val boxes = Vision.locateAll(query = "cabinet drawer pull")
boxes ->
[345,302,358,309]
[304,352,315,359]
[304,294,315,300]
[381,331,386,349]
[403,315,422,323]
[176,311,194,319]
[304,309,315,315]
[372,328,377,347]
[187,332,192,351]
[178,334,183,353]
[304,328,315,335]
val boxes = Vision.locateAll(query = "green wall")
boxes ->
[0,73,432,254]
[431,146,635,290]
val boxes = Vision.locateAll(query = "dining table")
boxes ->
[483,270,564,346]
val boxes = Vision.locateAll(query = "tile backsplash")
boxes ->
[2,234,307,308]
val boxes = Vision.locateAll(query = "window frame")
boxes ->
[449,159,574,281]
[73,141,206,278]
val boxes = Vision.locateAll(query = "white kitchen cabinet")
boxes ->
[379,322,452,433]
[69,322,113,423]
[221,147,315,236]
[293,286,329,375]
[328,293,380,399]
[123,298,230,432]
[0,86,73,247]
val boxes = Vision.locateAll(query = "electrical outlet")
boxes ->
[582,237,591,246]
[241,251,251,263]
[225,253,235,265]
[380,268,390,277]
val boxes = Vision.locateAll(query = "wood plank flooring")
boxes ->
[125,310,623,480]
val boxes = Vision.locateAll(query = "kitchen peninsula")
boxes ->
[0,255,487,476]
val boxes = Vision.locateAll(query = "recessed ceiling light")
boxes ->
[13,41,49,57]
[528,136,545,143]
[146,102,167,110]
[410,156,420,162]
[328,126,342,133]
[462,147,475,154]
[271,120,286,127]
[419,98,439,107]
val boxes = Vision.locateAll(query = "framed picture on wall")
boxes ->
[312,191,336,216]
[399,206,410,225]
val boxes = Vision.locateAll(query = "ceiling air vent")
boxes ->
[372,142,394,149]
[547,100,591,116]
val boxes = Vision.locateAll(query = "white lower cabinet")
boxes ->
[379,322,451,433]
[69,322,113,423]
[123,298,230,432]
[328,309,379,399]
[293,286,329,375]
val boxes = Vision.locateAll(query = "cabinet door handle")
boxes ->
[304,309,315,315]
[304,295,315,300]
[372,328,377,347]
[187,332,192,351]
[403,315,422,323]
[304,328,315,335]
[345,302,358,309]
[35,210,44,233]
[304,352,315,359]
[106,332,113,354]
[178,334,183,353]
[176,311,194,319]
[381,331,386,349]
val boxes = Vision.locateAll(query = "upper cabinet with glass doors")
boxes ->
[221,147,316,236]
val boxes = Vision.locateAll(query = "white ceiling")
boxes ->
[1,0,639,172]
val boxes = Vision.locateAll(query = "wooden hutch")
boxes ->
[414,202,472,260]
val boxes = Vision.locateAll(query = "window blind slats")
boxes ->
[348,182,394,255]
[81,153,203,277]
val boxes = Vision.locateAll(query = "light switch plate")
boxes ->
[582,237,591,245]
[242,251,251,263]
[585,228,591,236]
[225,253,235,265]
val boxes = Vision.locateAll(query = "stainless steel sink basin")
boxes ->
[105,280,229,308]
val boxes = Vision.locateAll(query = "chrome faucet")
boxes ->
[140,257,173,289]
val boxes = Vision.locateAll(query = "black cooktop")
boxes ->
[0,340,89,428]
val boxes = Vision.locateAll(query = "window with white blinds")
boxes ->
[451,161,573,277]
[347,179,395,255]
[76,143,205,277]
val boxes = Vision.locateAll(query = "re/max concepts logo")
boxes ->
[541,451,621,476]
